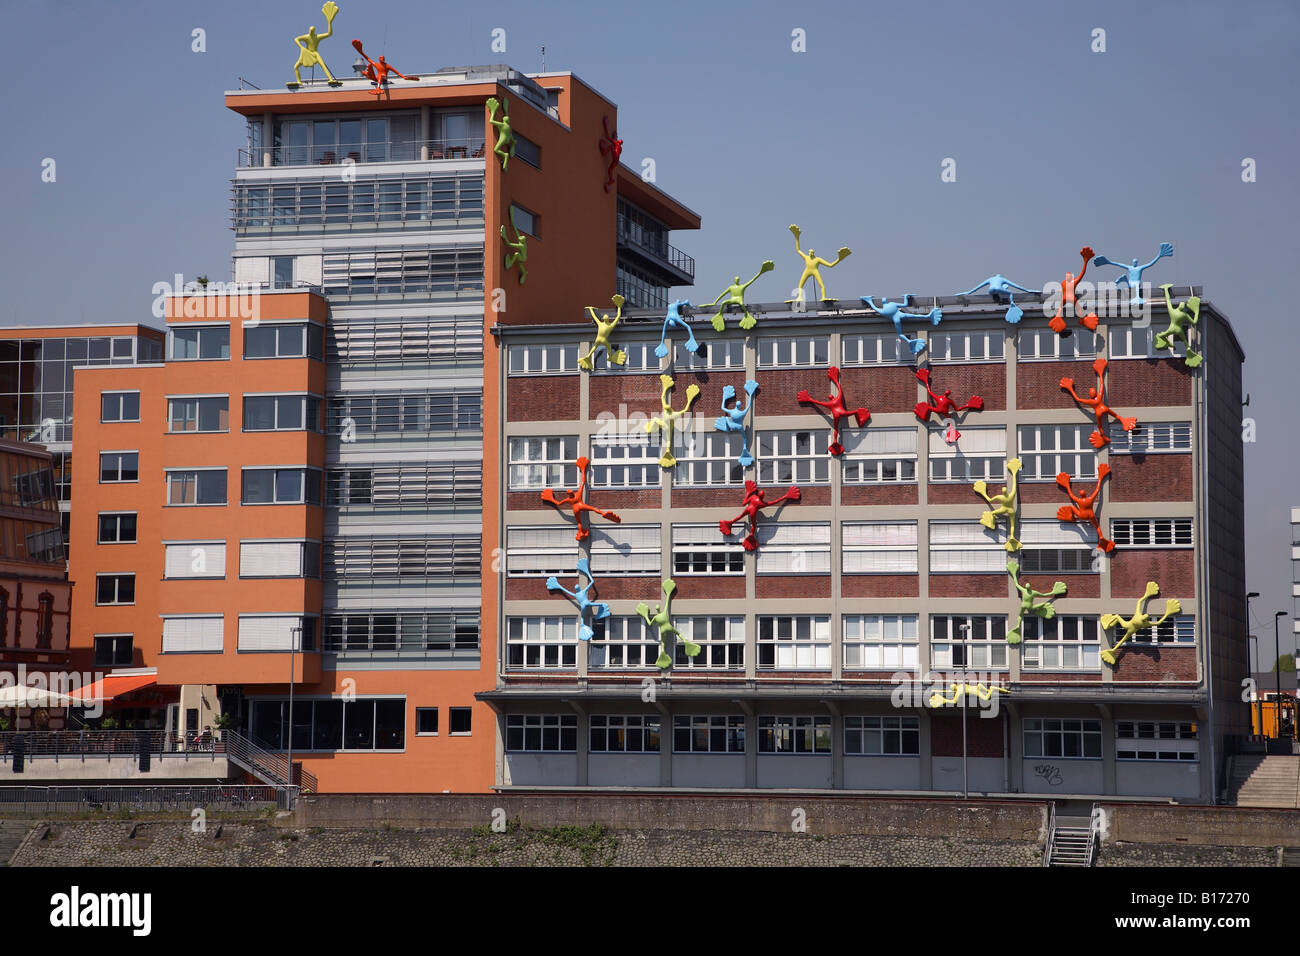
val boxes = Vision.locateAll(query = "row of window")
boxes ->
[165,322,324,363]
[96,531,321,579]
[505,714,1197,760]
[504,613,1196,672]
[98,460,322,506]
[104,392,323,433]
[233,174,485,230]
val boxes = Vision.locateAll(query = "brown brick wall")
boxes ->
[1019,480,1068,503]
[588,371,663,416]
[1107,359,1193,408]
[931,713,1005,757]
[1019,672,1102,683]
[505,576,566,601]
[1017,360,1098,411]
[671,487,746,509]
[755,575,832,599]
[589,575,664,601]
[673,575,746,600]
[842,574,920,597]
[929,574,1007,597]
[1110,549,1195,598]
[1035,572,1101,598]
[508,375,580,422]
[928,483,986,505]
[921,362,1007,412]
[1110,645,1198,683]
[838,366,919,415]
[1108,454,1192,501]
[841,483,919,506]
[507,491,551,512]
[598,488,662,509]
[762,368,833,417]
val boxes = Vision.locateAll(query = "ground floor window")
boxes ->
[249,697,404,752]
[844,716,920,755]
[673,715,745,753]
[1115,721,1198,761]
[1023,717,1101,758]
[757,715,831,754]
[506,714,577,752]
[590,715,661,753]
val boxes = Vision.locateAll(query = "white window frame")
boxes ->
[755,522,831,575]
[757,615,832,670]
[1108,421,1193,454]
[99,451,139,484]
[844,715,920,755]
[588,616,660,669]
[237,615,312,652]
[168,324,231,362]
[1127,617,1195,646]
[165,467,227,506]
[1016,329,1102,361]
[841,333,908,367]
[97,512,137,545]
[757,429,831,485]
[930,615,1009,669]
[1021,615,1102,670]
[841,427,918,484]
[161,615,224,654]
[842,522,918,574]
[507,436,579,491]
[590,433,660,490]
[240,466,321,506]
[1110,517,1193,548]
[508,343,578,375]
[242,321,323,360]
[1109,326,1186,360]
[674,338,745,370]
[1023,718,1103,759]
[163,541,227,580]
[674,430,744,488]
[927,329,1004,363]
[842,614,919,669]
[95,573,135,606]
[239,540,320,578]
[505,616,579,669]
[673,616,745,670]
[928,426,1006,483]
[929,520,1005,573]
[1115,721,1199,761]
[1017,424,1097,481]
[589,525,661,576]
[757,335,830,369]
[1017,519,1098,574]
[242,393,323,433]
[591,339,659,374]
[505,526,578,578]
[167,395,229,433]
[672,523,744,576]
[100,390,140,423]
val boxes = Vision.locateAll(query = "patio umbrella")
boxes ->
[0,685,81,708]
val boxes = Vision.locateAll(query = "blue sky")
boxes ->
[2,0,1296,661]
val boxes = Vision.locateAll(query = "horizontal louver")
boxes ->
[162,617,223,653]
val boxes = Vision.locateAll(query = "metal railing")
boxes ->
[0,730,226,762]
[0,785,280,812]
[223,731,317,795]
[238,139,486,168]
[1042,802,1055,867]
[1086,803,1102,867]
[616,214,695,278]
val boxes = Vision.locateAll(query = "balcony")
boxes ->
[616,214,695,286]
[238,138,486,169]
[0,730,233,782]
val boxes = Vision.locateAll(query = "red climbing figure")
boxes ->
[351,40,418,96]
[797,366,870,456]
[1048,246,1099,336]
[539,455,621,542]
[1056,464,1115,553]
[1060,357,1138,449]
[598,116,622,193]
[913,367,984,426]
[720,480,801,552]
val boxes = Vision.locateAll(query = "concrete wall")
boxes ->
[932,756,1003,793]
[588,755,658,788]
[672,754,744,789]
[844,757,922,791]
[1115,762,1201,800]
[757,755,833,790]
[2,756,231,781]
[1020,758,1103,795]
[502,754,577,787]
[1102,803,1300,847]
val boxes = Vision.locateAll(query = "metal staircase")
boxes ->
[1044,804,1098,867]
[222,731,316,799]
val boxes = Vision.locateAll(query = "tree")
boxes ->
[1271,654,1296,673]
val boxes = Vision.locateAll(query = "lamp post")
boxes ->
[1275,612,1287,741]
[1246,592,1260,668]
[959,622,971,800]
[1248,633,1261,735]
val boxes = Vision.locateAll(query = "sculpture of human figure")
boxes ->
[786,224,851,303]
[1092,242,1174,306]
[545,558,611,642]
[1059,357,1138,449]
[1048,247,1098,335]
[578,294,626,371]
[1100,581,1181,665]
[797,366,870,456]
[637,579,699,669]
[485,96,516,170]
[656,299,697,359]
[720,480,801,551]
[1056,465,1114,552]
[540,455,621,541]
[913,367,984,429]
[599,116,622,192]
[289,2,343,88]
[351,39,418,96]
[960,274,1036,324]
[973,457,1022,552]
[929,682,1009,707]
[645,374,701,468]
[1006,558,1068,645]
[706,261,774,332]
[714,380,759,468]
[500,208,528,284]
[861,295,943,356]
[1156,284,1203,367]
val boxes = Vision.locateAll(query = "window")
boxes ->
[1017,424,1097,480]
[1017,519,1097,574]
[841,427,917,483]
[244,322,324,360]
[758,615,831,669]
[591,340,659,373]
[757,336,829,368]
[26,529,63,565]
[673,715,745,753]
[95,574,135,606]
[509,203,539,237]
[506,526,579,577]
[514,133,541,169]
[272,256,294,289]
[1017,329,1102,360]
[928,330,1004,362]
[100,391,139,423]
[323,612,479,656]
[758,716,831,754]
[1128,617,1195,646]
[1023,718,1102,758]
[238,616,317,652]
[249,697,403,752]
[325,534,479,585]
[327,390,482,439]
[845,716,920,755]
[617,263,668,310]
[167,397,229,432]
[97,513,137,544]
[166,469,227,505]
[243,394,322,432]
[1116,721,1198,761]
[506,712,581,752]
[674,431,744,487]
[449,707,472,735]
[508,344,578,374]
[506,617,578,669]
[673,338,744,370]
[590,715,661,753]
[1108,422,1193,454]
[1109,326,1186,359]
[674,617,745,670]
[843,615,919,669]
[94,634,133,667]
[99,452,139,483]
[930,616,1008,669]
[416,709,439,735]
[842,522,918,574]
[928,427,1006,482]
[929,520,1004,573]
[672,524,743,575]
[169,325,230,361]
[757,430,830,485]
[325,462,481,514]
[507,436,579,490]
[327,313,482,367]
[36,592,53,649]
[590,434,659,489]
[506,714,578,753]
[589,616,660,669]
[163,542,226,579]
[756,522,831,575]
[841,333,908,367]
[242,468,321,505]
[239,541,321,578]
[1021,616,1101,669]
[1110,518,1193,547]
[589,525,660,575]
[162,617,223,653]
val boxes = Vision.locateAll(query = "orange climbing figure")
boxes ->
[1060,357,1138,450]
[351,40,418,96]
[598,116,622,193]
[288,2,343,88]
[540,455,621,542]
[1048,246,1098,335]
[1056,465,1114,552]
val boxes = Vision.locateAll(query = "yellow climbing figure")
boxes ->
[578,294,626,371]
[1100,582,1182,666]
[646,374,701,468]
[786,224,851,303]
[289,2,342,88]
[973,457,1022,552]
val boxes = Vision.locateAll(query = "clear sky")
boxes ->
[2,0,1296,662]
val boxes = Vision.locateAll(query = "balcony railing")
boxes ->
[0,730,226,760]
[0,785,282,812]
[238,138,487,169]
[616,214,695,279]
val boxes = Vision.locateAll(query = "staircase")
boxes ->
[1046,814,1095,866]
[1228,754,1300,808]
[223,731,317,796]
[0,821,33,865]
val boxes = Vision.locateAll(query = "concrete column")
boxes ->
[918,707,933,789]
[1097,704,1116,795]
[574,710,589,787]
[658,705,672,787]
[744,712,758,788]
[831,713,844,789]
[1005,703,1023,792]
[495,710,507,787]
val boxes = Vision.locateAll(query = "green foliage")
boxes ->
[1271,653,1295,673]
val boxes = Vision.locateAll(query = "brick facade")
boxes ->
[1110,645,1198,682]
[841,483,919,506]
[1110,548,1195,598]
[508,375,580,422]
[1109,454,1192,501]
[929,574,1007,597]
[842,574,921,597]
[1107,359,1193,407]
[930,713,1006,758]
[754,575,832,599]
[1017,359,1099,411]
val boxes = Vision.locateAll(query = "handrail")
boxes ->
[1043,801,1055,866]
[0,730,223,760]
[616,214,695,278]
[1086,803,1102,867]
[222,731,316,795]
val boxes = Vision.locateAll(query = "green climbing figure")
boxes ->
[579,294,626,371]
[500,207,528,284]
[637,579,699,670]
[785,224,851,303]
[1100,582,1181,666]
[704,261,775,332]
[486,96,516,171]
[973,457,1022,552]
[1157,284,1203,367]
[645,374,701,468]
[1006,558,1067,645]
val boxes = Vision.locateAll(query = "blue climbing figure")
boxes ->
[959,275,1036,324]
[656,298,698,360]
[545,557,610,642]
[1092,242,1174,306]
[714,379,759,468]
[861,295,943,356]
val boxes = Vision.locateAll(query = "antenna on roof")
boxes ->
[541,45,545,71]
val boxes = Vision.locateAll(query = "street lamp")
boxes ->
[1275,612,1288,741]
[958,622,971,800]
[1248,633,1261,735]
[1246,593,1260,669]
